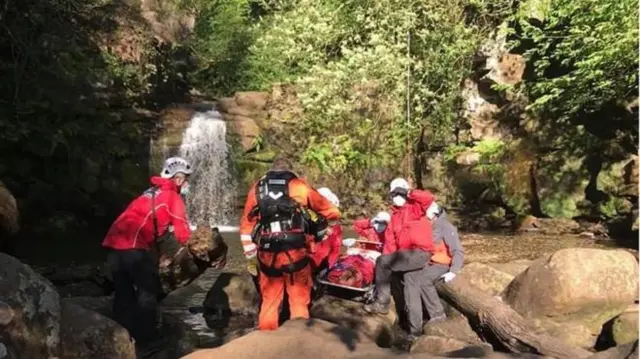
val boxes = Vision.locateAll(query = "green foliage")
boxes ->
[0,0,180,245]
[188,0,261,96]
[238,0,509,184]
[513,0,638,124]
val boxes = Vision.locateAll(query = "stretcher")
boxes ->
[314,239,381,303]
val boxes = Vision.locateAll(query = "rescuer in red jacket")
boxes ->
[309,187,343,271]
[363,177,436,315]
[102,157,193,351]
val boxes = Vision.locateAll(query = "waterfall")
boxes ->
[178,110,237,228]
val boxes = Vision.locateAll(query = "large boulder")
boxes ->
[503,248,639,318]
[0,253,60,358]
[203,272,259,316]
[458,262,514,296]
[309,295,397,347]
[60,301,135,359]
[181,318,549,359]
[179,318,385,359]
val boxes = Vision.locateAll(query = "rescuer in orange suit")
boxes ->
[239,158,341,331]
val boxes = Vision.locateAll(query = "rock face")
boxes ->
[60,301,136,359]
[309,295,397,347]
[503,248,639,318]
[0,253,60,358]
[217,92,269,152]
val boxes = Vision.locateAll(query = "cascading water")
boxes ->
[178,110,237,229]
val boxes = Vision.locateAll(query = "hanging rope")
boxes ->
[405,30,412,180]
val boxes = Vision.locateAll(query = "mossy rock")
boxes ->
[244,149,277,163]
[611,311,639,345]
[535,154,589,218]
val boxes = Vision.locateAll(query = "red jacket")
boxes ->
[352,218,384,243]
[309,224,342,269]
[102,176,191,250]
[382,189,436,255]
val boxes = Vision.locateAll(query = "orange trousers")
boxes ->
[257,251,312,331]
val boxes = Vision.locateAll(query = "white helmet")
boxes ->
[317,187,340,207]
[161,157,193,178]
[372,211,391,223]
[389,178,409,192]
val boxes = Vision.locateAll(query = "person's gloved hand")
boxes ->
[342,238,357,247]
[247,257,259,277]
[440,272,457,283]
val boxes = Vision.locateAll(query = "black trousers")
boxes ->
[107,249,160,345]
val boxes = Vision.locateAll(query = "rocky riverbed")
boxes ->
[2,230,637,359]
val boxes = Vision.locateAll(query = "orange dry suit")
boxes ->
[239,170,340,331]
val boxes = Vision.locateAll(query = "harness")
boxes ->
[144,186,165,262]
[250,171,310,277]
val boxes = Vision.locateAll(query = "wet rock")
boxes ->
[422,315,482,344]
[310,295,397,347]
[503,248,639,318]
[410,336,486,355]
[458,262,514,296]
[60,301,136,359]
[202,272,259,317]
[486,259,532,277]
[226,115,262,151]
[0,253,60,358]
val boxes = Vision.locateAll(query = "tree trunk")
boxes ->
[435,277,593,359]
